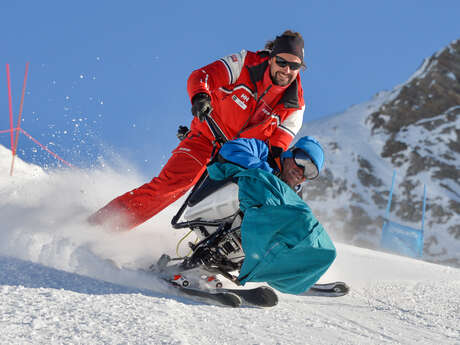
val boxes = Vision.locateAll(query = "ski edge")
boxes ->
[170,283,242,307]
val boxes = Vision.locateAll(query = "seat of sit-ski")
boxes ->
[187,175,236,207]
[184,175,240,221]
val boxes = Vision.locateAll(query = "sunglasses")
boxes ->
[274,56,303,71]
[293,150,319,179]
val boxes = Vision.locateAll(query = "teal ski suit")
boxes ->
[208,138,336,294]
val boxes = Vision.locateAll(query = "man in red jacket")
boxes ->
[89,30,307,230]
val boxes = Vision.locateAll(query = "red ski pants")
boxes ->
[89,132,214,230]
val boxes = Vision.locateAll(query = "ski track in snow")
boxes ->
[1,146,460,345]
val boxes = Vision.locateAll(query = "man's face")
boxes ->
[280,157,306,189]
[268,53,302,86]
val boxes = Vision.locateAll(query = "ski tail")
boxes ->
[301,281,350,297]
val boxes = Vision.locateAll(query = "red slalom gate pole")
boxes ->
[2,63,74,173]
[6,64,14,158]
[10,62,29,176]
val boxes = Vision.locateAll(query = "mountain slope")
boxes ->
[299,39,460,267]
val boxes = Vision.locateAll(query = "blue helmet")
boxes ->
[281,136,324,173]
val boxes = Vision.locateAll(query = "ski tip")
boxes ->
[254,286,279,307]
[260,288,279,307]
[221,286,279,307]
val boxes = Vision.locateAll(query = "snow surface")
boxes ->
[1,146,460,345]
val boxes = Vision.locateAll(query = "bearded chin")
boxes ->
[273,72,292,86]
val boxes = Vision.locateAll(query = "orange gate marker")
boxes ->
[3,63,74,173]
[10,62,29,176]
[6,64,14,159]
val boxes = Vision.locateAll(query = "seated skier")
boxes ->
[205,136,336,295]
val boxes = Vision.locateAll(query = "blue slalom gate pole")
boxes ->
[384,171,396,220]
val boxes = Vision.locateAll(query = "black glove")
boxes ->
[268,145,283,172]
[191,93,212,122]
[270,146,283,160]
[177,125,190,141]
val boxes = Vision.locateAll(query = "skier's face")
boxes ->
[269,53,301,86]
[280,157,306,189]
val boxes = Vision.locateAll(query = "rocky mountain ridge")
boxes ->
[300,39,460,267]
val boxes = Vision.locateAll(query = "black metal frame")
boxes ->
[168,114,243,283]
[171,113,229,230]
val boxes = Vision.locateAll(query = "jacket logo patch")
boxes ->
[240,93,250,102]
[232,95,247,110]
[231,54,238,62]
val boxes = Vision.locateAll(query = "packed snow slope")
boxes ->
[1,146,459,345]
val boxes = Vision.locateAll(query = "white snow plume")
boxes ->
[0,144,185,292]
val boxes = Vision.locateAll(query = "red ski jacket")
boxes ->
[187,50,305,151]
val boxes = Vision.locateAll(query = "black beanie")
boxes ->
[270,34,305,65]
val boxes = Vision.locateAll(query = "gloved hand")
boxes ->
[270,146,283,159]
[268,145,283,173]
[191,93,212,122]
[177,125,190,141]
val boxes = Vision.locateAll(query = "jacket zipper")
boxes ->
[236,84,272,138]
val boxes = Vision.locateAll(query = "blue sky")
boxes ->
[1,0,460,177]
